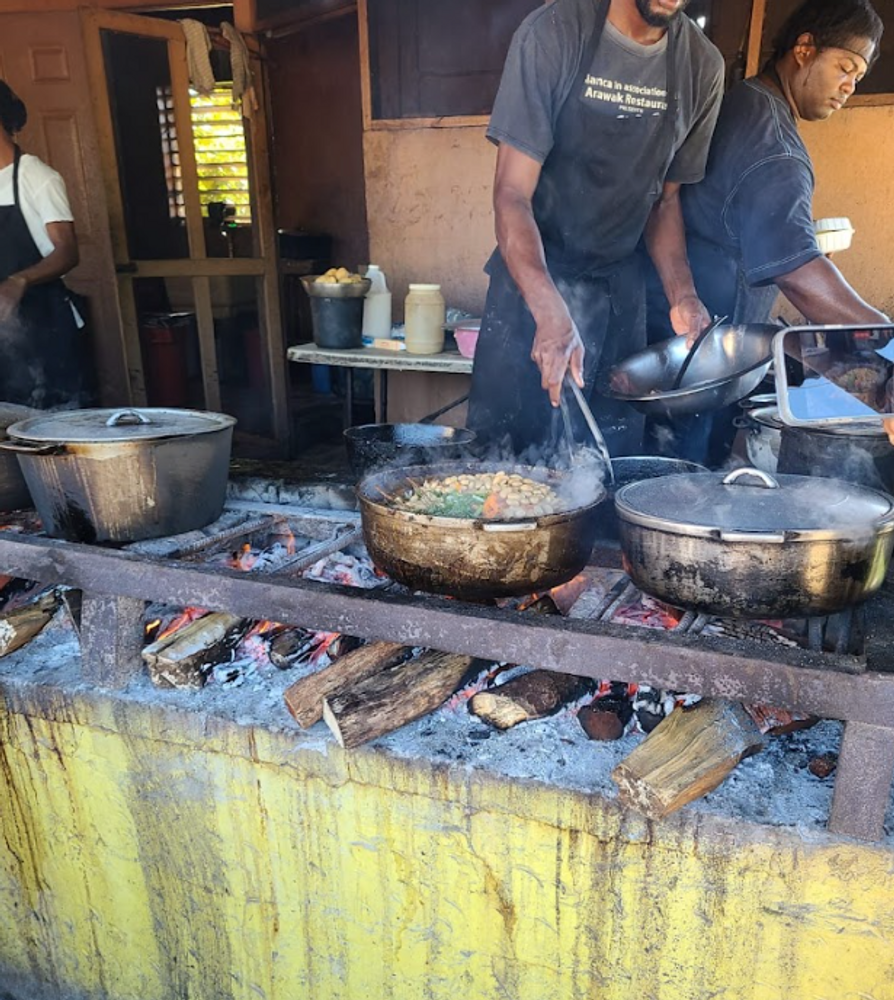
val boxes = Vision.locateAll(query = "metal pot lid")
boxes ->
[6,407,236,444]
[615,467,894,539]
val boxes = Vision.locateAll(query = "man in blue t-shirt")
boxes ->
[646,0,890,464]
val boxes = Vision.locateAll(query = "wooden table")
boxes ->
[286,343,474,424]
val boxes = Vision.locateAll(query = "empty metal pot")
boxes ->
[345,423,477,480]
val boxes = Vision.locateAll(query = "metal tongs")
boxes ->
[671,315,729,391]
[559,377,614,486]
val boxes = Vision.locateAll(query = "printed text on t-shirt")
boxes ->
[582,74,667,116]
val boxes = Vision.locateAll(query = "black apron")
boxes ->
[0,146,82,409]
[468,2,679,458]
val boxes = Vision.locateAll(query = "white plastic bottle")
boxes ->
[362,264,393,341]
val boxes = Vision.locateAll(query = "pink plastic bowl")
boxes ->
[454,323,481,359]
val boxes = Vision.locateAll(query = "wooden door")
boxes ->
[81,7,290,451]
[0,10,126,404]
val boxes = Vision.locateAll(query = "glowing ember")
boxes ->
[156,606,208,641]
[612,595,682,630]
[303,552,388,589]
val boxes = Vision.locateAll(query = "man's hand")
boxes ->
[531,310,585,407]
[0,275,26,324]
[884,418,894,448]
[670,293,712,348]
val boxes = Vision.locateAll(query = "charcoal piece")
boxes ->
[268,628,319,669]
[636,707,665,734]
[579,697,633,742]
[808,753,838,779]
[328,634,363,661]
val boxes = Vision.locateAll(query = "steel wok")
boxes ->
[357,461,607,600]
[598,324,778,417]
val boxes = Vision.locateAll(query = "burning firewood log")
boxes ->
[143,612,251,689]
[322,651,478,749]
[283,641,412,728]
[611,699,764,820]
[469,670,593,731]
[743,704,818,736]
[0,591,59,658]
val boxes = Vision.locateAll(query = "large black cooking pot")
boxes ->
[345,423,476,480]
[778,422,894,494]
[616,467,894,618]
[358,460,606,600]
[0,407,236,543]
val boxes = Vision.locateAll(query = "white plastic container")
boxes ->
[362,264,393,340]
[814,217,855,255]
[404,283,446,355]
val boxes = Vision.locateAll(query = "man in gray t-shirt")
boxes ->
[467,0,724,456]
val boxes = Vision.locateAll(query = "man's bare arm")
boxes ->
[494,143,584,406]
[776,256,889,325]
[644,181,711,345]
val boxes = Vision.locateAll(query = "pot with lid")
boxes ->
[0,407,236,543]
[777,421,894,494]
[0,402,37,511]
[615,467,894,618]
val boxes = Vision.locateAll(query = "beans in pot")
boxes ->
[392,470,561,519]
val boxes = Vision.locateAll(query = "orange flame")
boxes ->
[156,606,207,641]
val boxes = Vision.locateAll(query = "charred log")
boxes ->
[283,641,412,728]
[469,670,593,730]
[322,651,478,749]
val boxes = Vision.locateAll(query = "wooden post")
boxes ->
[79,594,146,690]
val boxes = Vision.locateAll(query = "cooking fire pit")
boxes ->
[1,488,894,842]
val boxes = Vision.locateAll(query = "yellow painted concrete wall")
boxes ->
[364,105,894,323]
[2,680,894,1000]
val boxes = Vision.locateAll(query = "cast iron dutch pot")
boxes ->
[358,460,607,600]
[615,467,894,618]
[0,407,236,543]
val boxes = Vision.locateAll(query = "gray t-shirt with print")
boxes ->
[488,0,725,269]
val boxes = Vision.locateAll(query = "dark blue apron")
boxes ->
[468,2,679,457]
[0,146,82,408]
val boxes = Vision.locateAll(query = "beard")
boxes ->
[635,0,690,28]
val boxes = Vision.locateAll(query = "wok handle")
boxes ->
[481,521,538,533]
[722,467,779,489]
[106,408,153,427]
[0,439,63,456]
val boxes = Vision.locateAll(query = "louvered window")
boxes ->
[158,84,252,224]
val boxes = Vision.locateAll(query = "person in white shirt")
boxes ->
[0,78,83,408]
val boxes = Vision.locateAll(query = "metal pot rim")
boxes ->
[358,460,607,525]
[7,407,236,445]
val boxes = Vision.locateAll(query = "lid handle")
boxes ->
[722,467,779,490]
[106,409,153,428]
